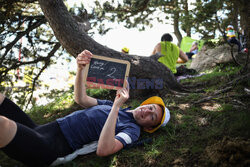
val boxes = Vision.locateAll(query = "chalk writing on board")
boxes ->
[106,67,116,79]
[84,55,130,90]
[90,61,105,70]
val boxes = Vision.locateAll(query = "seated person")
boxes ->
[0,50,170,166]
[186,41,198,59]
[151,33,188,76]
[226,25,241,52]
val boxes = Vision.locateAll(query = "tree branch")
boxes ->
[25,42,61,109]
[2,17,47,57]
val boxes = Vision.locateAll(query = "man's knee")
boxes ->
[0,93,5,105]
[0,116,17,148]
[0,116,12,131]
[0,115,5,124]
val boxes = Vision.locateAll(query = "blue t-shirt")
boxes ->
[56,99,140,150]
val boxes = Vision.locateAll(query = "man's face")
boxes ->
[133,104,163,129]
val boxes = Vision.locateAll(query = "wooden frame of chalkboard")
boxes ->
[83,55,131,90]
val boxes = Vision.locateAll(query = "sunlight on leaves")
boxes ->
[178,103,190,110]
[176,113,183,124]
[197,117,208,126]
[110,155,118,167]
[201,102,221,111]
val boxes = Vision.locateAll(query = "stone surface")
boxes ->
[190,44,239,72]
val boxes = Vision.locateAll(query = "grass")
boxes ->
[1,64,250,167]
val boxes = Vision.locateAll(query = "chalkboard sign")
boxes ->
[83,55,131,90]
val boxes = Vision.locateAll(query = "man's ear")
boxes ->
[143,127,153,131]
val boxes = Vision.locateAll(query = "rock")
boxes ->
[190,44,238,72]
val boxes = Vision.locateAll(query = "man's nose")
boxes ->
[144,108,153,114]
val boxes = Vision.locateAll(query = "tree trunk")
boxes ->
[183,0,191,37]
[238,0,250,70]
[38,0,185,98]
[173,1,182,46]
[239,0,249,49]
[229,1,239,32]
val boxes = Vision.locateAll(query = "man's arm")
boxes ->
[96,88,129,156]
[189,44,198,52]
[177,49,188,64]
[151,43,161,55]
[74,50,98,108]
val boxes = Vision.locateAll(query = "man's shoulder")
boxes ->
[161,41,178,47]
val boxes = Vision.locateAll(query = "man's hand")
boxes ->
[74,50,98,108]
[97,87,128,157]
[77,50,93,69]
[114,88,129,108]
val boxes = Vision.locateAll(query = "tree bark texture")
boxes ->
[239,0,250,51]
[173,1,182,46]
[183,0,191,37]
[38,0,184,98]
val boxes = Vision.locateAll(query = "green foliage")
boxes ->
[181,63,241,84]
[128,99,141,109]
[86,89,116,100]
[0,0,64,107]
[217,103,233,112]
[92,0,244,43]
[184,93,203,101]
[0,0,109,108]
[28,89,75,124]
